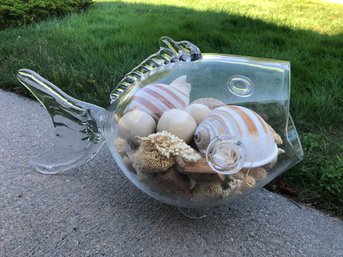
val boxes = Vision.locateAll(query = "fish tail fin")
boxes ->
[17,69,106,174]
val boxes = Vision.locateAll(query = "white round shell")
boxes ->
[157,109,197,142]
[185,104,211,125]
[118,110,156,139]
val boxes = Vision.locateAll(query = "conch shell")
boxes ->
[191,98,225,110]
[126,75,191,120]
[194,105,280,168]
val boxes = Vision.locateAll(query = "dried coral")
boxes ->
[227,177,243,191]
[130,131,200,174]
[191,183,223,201]
[138,131,201,162]
[131,142,175,173]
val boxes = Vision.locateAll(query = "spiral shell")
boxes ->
[194,105,278,168]
[191,98,225,110]
[126,75,190,120]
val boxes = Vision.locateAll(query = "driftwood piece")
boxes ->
[178,157,226,182]
[187,173,224,184]
[181,157,270,183]
[182,158,216,174]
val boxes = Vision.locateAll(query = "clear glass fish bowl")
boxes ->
[17,37,303,209]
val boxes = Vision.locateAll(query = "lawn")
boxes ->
[0,0,342,216]
[0,0,93,29]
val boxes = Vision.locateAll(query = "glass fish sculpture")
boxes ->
[17,37,303,208]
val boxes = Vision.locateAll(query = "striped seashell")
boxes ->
[191,98,225,110]
[194,105,278,168]
[126,75,190,120]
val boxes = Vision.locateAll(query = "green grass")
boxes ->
[0,0,93,29]
[0,0,342,216]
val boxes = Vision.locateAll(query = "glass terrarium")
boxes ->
[17,37,303,209]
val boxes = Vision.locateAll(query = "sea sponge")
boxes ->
[241,175,256,191]
[138,131,201,162]
[191,183,223,201]
[243,167,267,181]
[131,142,175,173]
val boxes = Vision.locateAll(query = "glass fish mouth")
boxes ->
[206,135,247,175]
[227,75,254,97]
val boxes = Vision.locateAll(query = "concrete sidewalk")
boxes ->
[1,89,342,257]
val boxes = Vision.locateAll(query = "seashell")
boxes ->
[185,104,211,125]
[126,75,191,120]
[191,98,225,110]
[194,105,279,168]
[118,110,156,139]
[157,109,197,142]
[267,123,283,145]
[169,75,191,95]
